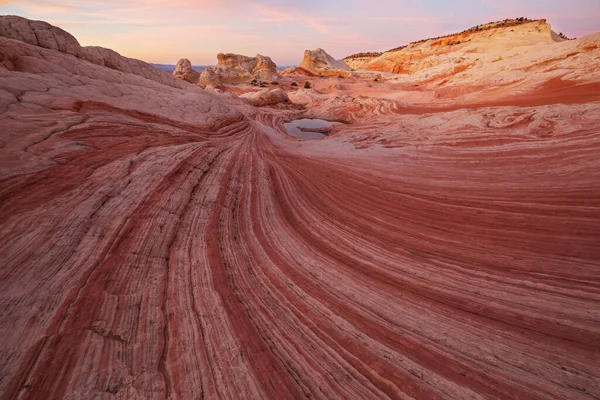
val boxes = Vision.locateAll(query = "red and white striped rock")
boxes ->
[1,16,600,400]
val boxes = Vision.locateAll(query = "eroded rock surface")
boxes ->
[347,19,566,74]
[173,58,200,83]
[198,66,222,87]
[298,48,352,77]
[1,16,600,400]
[0,15,183,88]
[211,53,280,83]
[240,88,289,106]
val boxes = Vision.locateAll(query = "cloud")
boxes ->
[256,5,344,34]
[366,17,438,22]
[257,6,296,23]
[48,18,170,26]
[4,1,77,14]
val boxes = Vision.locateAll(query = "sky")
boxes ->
[1,0,599,65]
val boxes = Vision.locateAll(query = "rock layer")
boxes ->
[1,16,600,400]
[348,19,563,74]
[343,52,382,70]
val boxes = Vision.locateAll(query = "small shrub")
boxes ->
[304,81,311,89]
[291,82,298,87]
[558,32,573,40]
[374,78,379,82]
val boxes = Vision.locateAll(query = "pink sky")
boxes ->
[1,0,599,65]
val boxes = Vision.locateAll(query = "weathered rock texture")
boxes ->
[0,15,184,88]
[346,19,564,74]
[212,53,280,83]
[1,16,600,400]
[198,66,222,87]
[298,48,352,76]
[343,52,382,70]
[240,88,289,106]
[173,58,200,83]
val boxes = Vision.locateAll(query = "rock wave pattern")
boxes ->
[1,17,600,400]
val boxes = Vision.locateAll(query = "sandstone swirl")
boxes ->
[1,17,600,400]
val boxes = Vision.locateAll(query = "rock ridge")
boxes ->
[0,15,183,88]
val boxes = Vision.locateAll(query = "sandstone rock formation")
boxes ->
[1,16,600,400]
[252,54,279,80]
[343,52,382,70]
[212,53,280,83]
[347,19,564,74]
[0,15,182,88]
[299,48,352,77]
[0,14,82,56]
[173,58,200,83]
[280,66,317,77]
[198,66,222,87]
[240,88,289,106]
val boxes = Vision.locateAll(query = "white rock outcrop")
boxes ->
[299,48,352,77]
[173,58,200,83]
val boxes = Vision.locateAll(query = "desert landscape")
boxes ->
[1,11,600,400]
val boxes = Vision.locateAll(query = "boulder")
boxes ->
[198,67,222,86]
[240,88,290,106]
[173,58,200,83]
